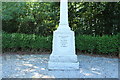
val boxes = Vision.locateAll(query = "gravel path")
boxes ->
[2,54,118,78]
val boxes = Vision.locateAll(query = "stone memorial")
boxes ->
[48,0,79,70]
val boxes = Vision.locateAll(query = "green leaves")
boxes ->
[2,32,52,52]
[97,35,118,54]
[2,32,119,55]
[2,2,26,20]
[76,34,119,55]
[2,2,120,36]
[69,2,120,35]
[76,35,97,53]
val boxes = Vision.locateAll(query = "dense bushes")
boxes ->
[76,35,119,56]
[76,35,97,53]
[2,32,52,52]
[97,35,118,54]
[2,32,119,55]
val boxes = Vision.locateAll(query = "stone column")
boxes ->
[48,0,79,70]
[58,0,70,31]
[60,0,68,25]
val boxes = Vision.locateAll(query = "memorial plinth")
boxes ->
[48,0,79,70]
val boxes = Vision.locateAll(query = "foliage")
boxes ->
[2,32,52,52]
[75,35,97,53]
[76,34,119,56]
[2,2,120,36]
[96,35,118,54]
[2,32,119,56]
[69,2,120,35]
[2,2,59,36]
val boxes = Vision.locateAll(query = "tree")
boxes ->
[2,2,120,36]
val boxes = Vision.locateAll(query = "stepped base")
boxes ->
[49,55,78,62]
[48,27,79,70]
[48,62,79,70]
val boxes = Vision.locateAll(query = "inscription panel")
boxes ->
[58,35,70,48]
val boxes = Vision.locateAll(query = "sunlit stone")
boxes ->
[48,0,79,70]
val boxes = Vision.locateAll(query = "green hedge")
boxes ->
[2,32,52,52]
[76,34,119,55]
[2,32,120,55]
[76,35,97,53]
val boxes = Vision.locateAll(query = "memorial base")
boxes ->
[48,27,79,70]
[48,55,79,70]
[48,62,79,70]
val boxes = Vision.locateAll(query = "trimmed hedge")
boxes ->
[2,32,120,55]
[76,35,119,55]
[76,35,97,53]
[2,32,52,52]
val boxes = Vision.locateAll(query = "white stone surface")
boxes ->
[48,30,79,70]
[48,62,79,70]
[49,55,78,62]
[48,0,79,70]
[52,31,75,55]
[60,0,69,25]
